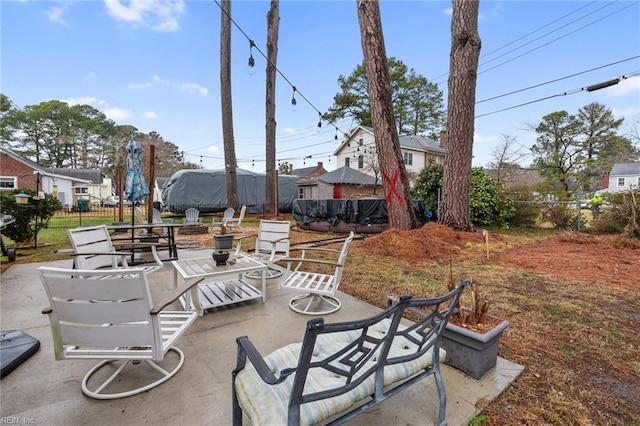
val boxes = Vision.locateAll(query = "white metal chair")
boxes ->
[38,266,198,399]
[278,231,355,315]
[211,207,235,230]
[225,205,247,233]
[183,208,202,225]
[68,225,163,274]
[236,219,290,279]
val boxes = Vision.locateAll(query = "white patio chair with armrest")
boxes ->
[38,266,198,399]
[277,231,355,315]
[183,208,202,225]
[225,205,246,233]
[235,219,290,279]
[68,225,163,275]
[211,207,235,231]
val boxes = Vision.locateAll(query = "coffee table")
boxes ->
[171,254,267,316]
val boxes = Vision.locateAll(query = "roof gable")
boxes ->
[610,162,640,176]
[317,166,379,185]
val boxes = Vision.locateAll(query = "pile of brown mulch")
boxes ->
[360,222,488,262]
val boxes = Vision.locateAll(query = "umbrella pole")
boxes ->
[147,145,156,225]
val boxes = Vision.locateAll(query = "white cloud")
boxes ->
[181,82,208,95]
[208,145,219,154]
[127,82,153,89]
[443,7,452,15]
[104,0,185,32]
[473,133,498,144]
[604,75,640,97]
[45,5,68,25]
[612,106,640,118]
[62,96,99,106]
[135,75,208,95]
[85,71,97,80]
[104,107,132,120]
[143,111,158,119]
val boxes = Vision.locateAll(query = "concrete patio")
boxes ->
[1,248,524,425]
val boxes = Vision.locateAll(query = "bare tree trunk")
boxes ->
[264,0,279,215]
[441,0,481,231]
[357,0,416,230]
[220,0,239,210]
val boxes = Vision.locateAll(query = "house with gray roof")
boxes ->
[333,125,446,180]
[296,165,381,199]
[597,162,640,193]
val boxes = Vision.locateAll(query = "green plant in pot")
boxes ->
[441,277,510,380]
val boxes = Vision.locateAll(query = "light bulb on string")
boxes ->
[334,128,339,140]
[317,112,322,129]
[248,40,255,76]
[291,86,297,110]
[252,159,255,168]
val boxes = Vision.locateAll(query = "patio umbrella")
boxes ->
[124,139,150,225]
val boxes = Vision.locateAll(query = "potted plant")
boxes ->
[440,278,510,379]
[213,223,234,250]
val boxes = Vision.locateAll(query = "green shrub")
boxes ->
[0,190,61,243]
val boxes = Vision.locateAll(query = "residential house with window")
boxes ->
[598,162,640,193]
[0,147,108,209]
[332,125,446,182]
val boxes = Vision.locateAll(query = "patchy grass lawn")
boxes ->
[2,219,639,424]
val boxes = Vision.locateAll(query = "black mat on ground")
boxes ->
[1,330,40,379]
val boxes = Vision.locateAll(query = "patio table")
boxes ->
[171,254,267,316]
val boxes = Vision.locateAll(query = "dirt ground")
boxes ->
[356,223,640,290]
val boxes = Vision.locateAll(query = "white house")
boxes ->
[333,126,446,180]
[598,162,640,193]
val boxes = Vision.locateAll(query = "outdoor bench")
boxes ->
[232,282,467,426]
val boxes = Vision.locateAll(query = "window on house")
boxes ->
[617,177,625,187]
[358,138,363,146]
[358,155,364,169]
[298,187,304,199]
[0,177,17,189]
[403,152,413,166]
[345,157,350,167]
[74,187,89,194]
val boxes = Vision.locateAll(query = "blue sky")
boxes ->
[2,0,639,173]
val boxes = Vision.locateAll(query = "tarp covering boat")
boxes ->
[161,168,299,214]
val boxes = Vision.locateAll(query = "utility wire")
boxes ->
[475,71,640,118]
[213,0,349,138]
[431,1,632,85]
[476,56,640,104]
[476,2,635,77]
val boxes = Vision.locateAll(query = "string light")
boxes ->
[317,112,322,128]
[334,128,339,140]
[213,0,349,140]
[248,40,255,67]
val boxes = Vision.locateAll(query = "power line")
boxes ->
[476,2,635,77]
[431,1,632,85]
[476,56,640,104]
[475,71,640,119]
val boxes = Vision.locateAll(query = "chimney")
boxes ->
[317,161,323,169]
[439,130,447,148]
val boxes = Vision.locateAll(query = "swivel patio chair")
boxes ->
[236,219,290,279]
[68,225,163,274]
[278,231,354,315]
[38,266,198,399]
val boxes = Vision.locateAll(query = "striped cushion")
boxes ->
[234,319,445,425]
